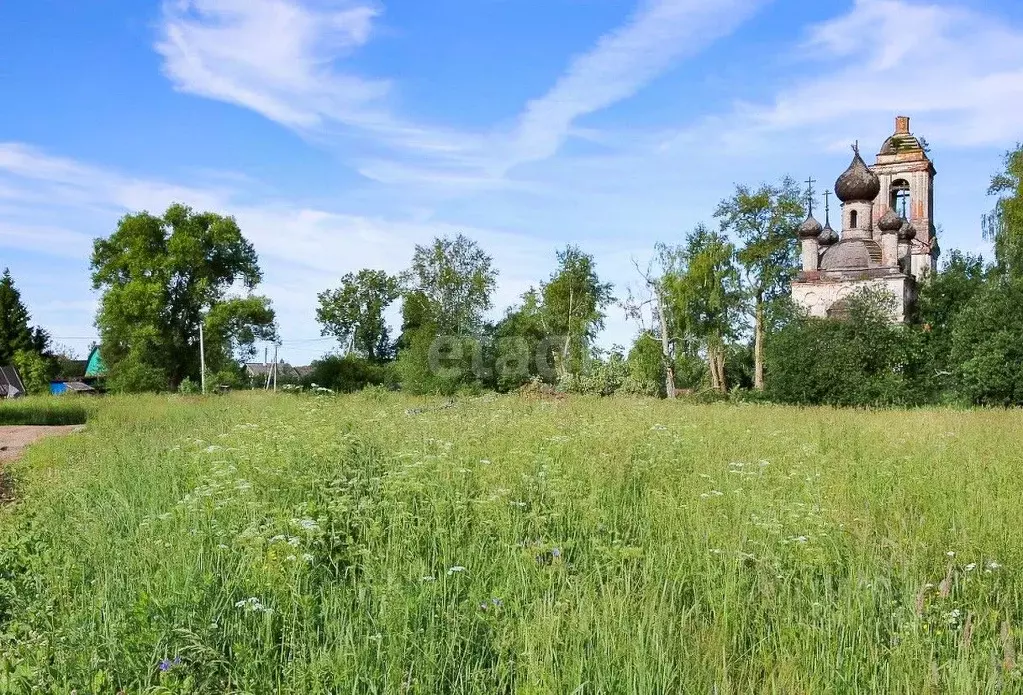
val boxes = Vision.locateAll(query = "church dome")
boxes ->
[818,221,839,246]
[797,215,823,238]
[898,221,917,241]
[820,239,883,271]
[834,149,881,202]
[877,208,904,234]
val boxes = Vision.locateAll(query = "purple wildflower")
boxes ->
[551,548,562,559]
[159,659,172,672]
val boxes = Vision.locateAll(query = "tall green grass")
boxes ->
[0,396,90,426]
[1,392,1022,693]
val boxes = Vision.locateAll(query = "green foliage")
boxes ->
[912,251,988,401]
[178,377,200,395]
[661,225,743,391]
[0,270,35,365]
[715,178,803,303]
[316,270,401,361]
[107,353,169,394]
[540,246,615,376]
[11,350,52,395]
[626,333,666,397]
[91,203,277,391]
[304,355,394,393]
[983,143,1023,279]
[0,396,88,425]
[3,393,1023,692]
[949,277,1023,406]
[765,287,920,406]
[404,235,497,337]
[714,178,804,389]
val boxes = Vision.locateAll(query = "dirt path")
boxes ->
[0,425,84,463]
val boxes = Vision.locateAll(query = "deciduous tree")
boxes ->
[316,269,400,361]
[539,245,614,376]
[714,178,803,390]
[91,203,276,391]
[404,234,497,337]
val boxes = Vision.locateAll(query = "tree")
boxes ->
[765,287,918,406]
[404,234,497,337]
[91,203,277,391]
[983,144,1023,279]
[0,269,39,364]
[949,276,1023,406]
[316,269,400,361]
[714,178,803,390]
[539,246,615,376]
[492,289,550,390]
[912,251,988,401]
[661,225,743,393]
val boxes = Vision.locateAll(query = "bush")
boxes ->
[949,277,1023,405]
[765,287,921,407]
[107,356,168,394]
[304,355,394,394]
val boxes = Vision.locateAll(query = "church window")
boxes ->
[890,179,911,218]
[850,210,858,228]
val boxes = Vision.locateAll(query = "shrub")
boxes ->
[304,355,394,394]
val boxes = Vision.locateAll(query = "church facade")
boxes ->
[791,116,939,321]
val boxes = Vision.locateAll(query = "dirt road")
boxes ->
[0,425,83,463]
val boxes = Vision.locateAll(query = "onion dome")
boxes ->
[797,215,823,239]
[877,208,904,234]
[834,148,881,202]
[898,220,917,241]
[820,239,883,270]
[818,221,839,246]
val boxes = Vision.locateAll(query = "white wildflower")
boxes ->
[447,566,466,575]
[965,563,977,572]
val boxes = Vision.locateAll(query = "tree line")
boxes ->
[2,145,1021,405]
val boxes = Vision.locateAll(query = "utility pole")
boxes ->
[272,343,279,392]
[199,321,206,395]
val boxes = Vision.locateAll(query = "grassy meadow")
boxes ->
[1,392,1022,693]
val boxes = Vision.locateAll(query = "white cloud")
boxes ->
[0,144,575,357]
[157,0,388,129]
[507,0,768,167]
[154,0,767,185]
[720,0,1023,148]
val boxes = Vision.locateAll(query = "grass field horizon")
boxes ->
[2,392,1022,693]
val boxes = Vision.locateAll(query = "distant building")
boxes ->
[0,366,26,399]
[792,116,938,321]
[50,346,106,395]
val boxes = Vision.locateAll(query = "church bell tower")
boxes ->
[871,116,937,279]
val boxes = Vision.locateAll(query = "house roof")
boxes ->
[0,366,26,398]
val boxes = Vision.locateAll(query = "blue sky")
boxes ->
[2,0,1022,362]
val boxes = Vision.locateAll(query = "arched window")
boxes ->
[850,209,858,228]
[890,179,910,218]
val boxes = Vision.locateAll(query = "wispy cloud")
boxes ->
[506,0,768,168]
[157,0,387,129]
[155,0,768,185]
[694,0,1023,149]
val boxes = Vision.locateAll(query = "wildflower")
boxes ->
[709,548,723,554]
[965,563,977,572]
[510,501,527,508]
[448,566,467,575]
[947,551,956,558]
[421,575,436,582]
[551,547,562,559]
[159,659,171,672]
[987,560,1002,571]
[301,553,314,563]
[235,597,270,613]
[293,518,320,532]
